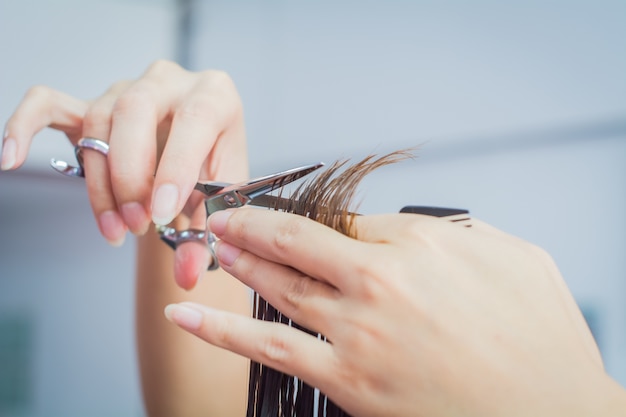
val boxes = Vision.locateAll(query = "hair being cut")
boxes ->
[246,148,416,417]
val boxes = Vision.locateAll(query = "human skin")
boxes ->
[164,208,626,417]
[6,60,626,417]
[3,60,250,416]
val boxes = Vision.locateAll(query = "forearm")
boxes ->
[136,226,250,417]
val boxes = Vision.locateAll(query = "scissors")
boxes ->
[52,138,470,270]
[51,137,324,270]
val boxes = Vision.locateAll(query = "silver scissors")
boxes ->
[51,137,324,270]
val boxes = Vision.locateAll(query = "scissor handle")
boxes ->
[156,225,220,271]
[50,138,109,178]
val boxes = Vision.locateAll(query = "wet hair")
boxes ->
[246,149,415,417]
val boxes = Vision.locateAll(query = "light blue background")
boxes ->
[1,1,624,415]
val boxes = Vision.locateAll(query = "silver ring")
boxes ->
[155,225,220,271]
[50,137,109,178]
[77,137,109,155]
[207,232,219,271]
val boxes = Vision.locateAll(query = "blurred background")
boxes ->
[0,0,624,415]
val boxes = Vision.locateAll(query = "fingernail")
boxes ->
[215,241,241,267]
[208,210,233,236]
[152,183,179,225]
[164,303,205,331]
[98,210,127,247]
[1,137,17,171]
[120,202,149,234]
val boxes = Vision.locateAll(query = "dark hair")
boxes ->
[246,149,415,417]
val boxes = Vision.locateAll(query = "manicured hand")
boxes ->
[4,60,248,289]
[165,208,626,417]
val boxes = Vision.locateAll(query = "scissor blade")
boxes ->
[249,194,362,218]
[235,162,324,200]
[194,182,230,197]
[204,162,324,214]
[248,194,292,210]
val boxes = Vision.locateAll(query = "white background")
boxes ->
[1,1,625,416]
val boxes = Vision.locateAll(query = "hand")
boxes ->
[165,208,626,416]
[3,60,248,289]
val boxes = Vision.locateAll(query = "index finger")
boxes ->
[3,86,87,170]
[151,70,247,226]
[208,208,374,291]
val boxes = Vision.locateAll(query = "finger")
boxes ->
[164,302,337,394]
[107,76,174,234]
[152,70,244,226]
[81,82,132,245]
[174,203,211,290]
[208,209,374,291]
[107,81,158,234]
[174,242,211,290]
[215,240,341,334]
[3,86,87,170]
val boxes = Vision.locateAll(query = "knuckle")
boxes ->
[24,84,52,101]
[273,216,306,253]
[342,322,376,354]
[258,331,290,364]
[402,216,438,243]
[198,70,242,112]
[109,168,132,190]
[212,312,233,347]
[145,59,182,78]
[201,69,234,89]
[178,96,217,120]
[110,171,153,201]
[105,80,132,95]
[353,258,388,301]
[112,88,155,116]
[82,103,111,134]
[228,211,251,243]
[108,163,150,195]
[235,251,263,281]
[333,363,363,396]
[283,273,313,314]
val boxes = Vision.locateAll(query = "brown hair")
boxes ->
[246,149,416,417]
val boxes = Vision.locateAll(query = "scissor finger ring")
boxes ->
[50,137,109,178]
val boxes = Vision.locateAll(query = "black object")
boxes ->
[399,206,469,217]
